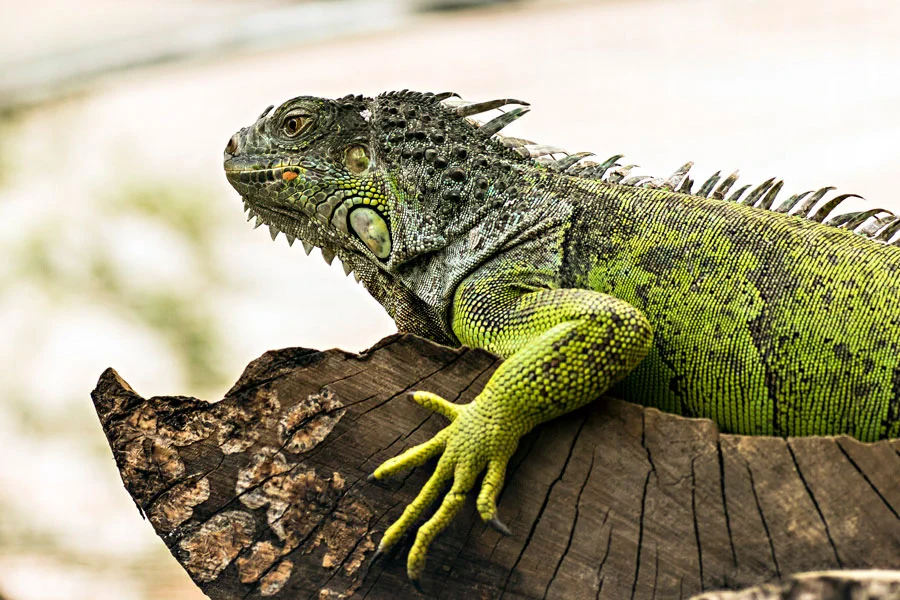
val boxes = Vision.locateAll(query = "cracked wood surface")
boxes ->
[90,334,900,599]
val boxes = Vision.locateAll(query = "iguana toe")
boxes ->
[408,390,460,421]
[370,428,449,480]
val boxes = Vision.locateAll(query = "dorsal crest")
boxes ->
[440,94,899,246]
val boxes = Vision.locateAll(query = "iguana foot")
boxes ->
[369,390,519,581]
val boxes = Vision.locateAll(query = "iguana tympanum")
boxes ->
[223,90,900,583]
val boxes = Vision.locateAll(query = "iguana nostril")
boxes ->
[225,135,239,156]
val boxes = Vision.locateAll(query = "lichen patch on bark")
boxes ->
[215,388,281,454]
[125,402,159,432]
[343,531,375,576]
[312,496,374,574]
[236,447,294,501]
[159,411,216,447]
[178,510,256,582]
[259,559,294,596]
[149,477,210,532]
[279,388,346,454]
[122,436,185,492]
[151,439,185,480]
[236,541,282,584]
[250,467,344,546]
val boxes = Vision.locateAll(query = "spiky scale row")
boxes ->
[241,198,363,280]
[454,98,529,118]
[439,94,895,244]
[563,152,892,242]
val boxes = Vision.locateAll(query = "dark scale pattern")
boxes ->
[561,183,900,441]
[223,89,900,581]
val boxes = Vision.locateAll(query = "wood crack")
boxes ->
[594,513,613,600]
[690,457,705,591]
[743,458,780,580]
[716,440,738,569]
[499,415,589,598]
[785,440,843,568]
[837,440,900,521]
[542,445,595,599]
[631,410,656,600]
[356,352,467,419]
[631,469,652,600]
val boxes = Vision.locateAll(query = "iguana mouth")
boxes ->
[224,157,324,180]
[224,155,342,224]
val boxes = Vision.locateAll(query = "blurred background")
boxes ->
[0,0,898,598]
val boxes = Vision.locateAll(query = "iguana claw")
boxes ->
[487,517,511,536]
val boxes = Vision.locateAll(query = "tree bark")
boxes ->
[90,334,900,599]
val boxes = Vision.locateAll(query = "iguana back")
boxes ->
[561,180,900,440]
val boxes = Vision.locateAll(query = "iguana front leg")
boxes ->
[369,274,653,582]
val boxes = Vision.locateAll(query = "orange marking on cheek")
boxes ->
[282,171,298,181]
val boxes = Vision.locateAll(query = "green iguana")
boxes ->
[223,90,900,583]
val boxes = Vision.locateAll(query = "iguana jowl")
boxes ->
[223,91,900,582]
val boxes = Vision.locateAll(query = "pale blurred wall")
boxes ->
[0,1,898,599]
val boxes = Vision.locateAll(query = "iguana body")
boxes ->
[223,91,900,582]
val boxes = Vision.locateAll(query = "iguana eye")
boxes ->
[282,115,311,137]
[350,207,391,259]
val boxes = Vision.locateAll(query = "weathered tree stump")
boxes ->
[91,334,900,599]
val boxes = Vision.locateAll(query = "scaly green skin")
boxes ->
[223,90,900,583]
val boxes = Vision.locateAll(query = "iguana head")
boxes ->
[223,95,386,270]
[223,90,541,341]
